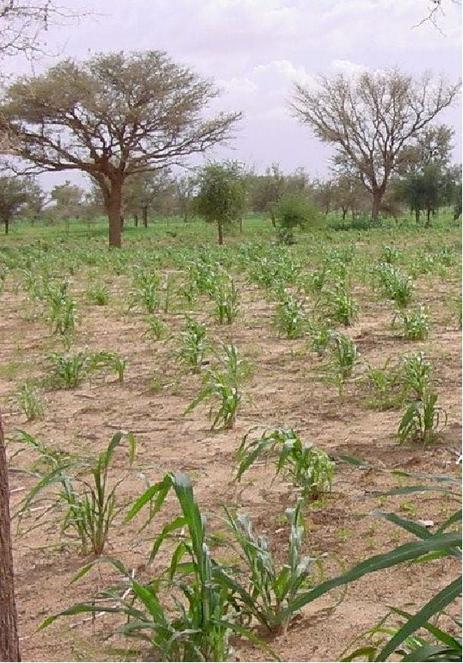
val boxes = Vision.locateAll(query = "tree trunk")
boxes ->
[415,209,420,223]
[0,414,20,662]
[342,207,347,220]
[4,218,9,235]
[142,206,148,228]
[105,181,123,248]
[217,220,224,245]
[371,190,383,221]
[425,207,432,227]
[134,213,138,227]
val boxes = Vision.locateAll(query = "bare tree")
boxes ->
[0,0,83,59]
[0,51,241,247]
[292,69,460,220]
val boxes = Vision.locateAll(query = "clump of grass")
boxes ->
[211,274,239,324]
[44,473,271,661]
[86,282,109,306]
[325,284,358,327]
[130,270,160,314]
[325,332,358,395]
[397,306,430,340]
[400,352,432,400]
[17,431,136,555]
[185,344,246,429]
[90,351,127,383]
[221,500,320,634]
[15,382,45,420]
[46,351,91,389]
[236,427,334,501]
[178,317,208,373]
[398,390,447,445]
[376,263,414,309]
[363,361,403,410]
[44,280,77,348]
[275,293,306,339]
[307,318,332,356]
[144,314,168,341]
[380,245,400,264]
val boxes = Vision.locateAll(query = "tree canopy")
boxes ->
[0,50,241,247]
[292,69,460,220]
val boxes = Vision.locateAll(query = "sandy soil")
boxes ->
[1,243,461,662]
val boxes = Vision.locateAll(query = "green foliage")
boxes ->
[211,273,239,324]
[46,351,91,389]
[398,390,447,445]
[18,431,136,556]
[46,350,127,388]
[178,316,208,373]
[236,428,334,501]
[272,192,320,243]
[144,314,168,341]
[219,500,319,633]
[44,280,77,348]
[380,245,400,264]
[275,293,306,338]
[89,351,127,383]
[325,283,359,327]
[196,161,246,244]
[400,352,432,400]
[398,306,430,340]
[307,318,332,356]
[185,344,245,429]
[45,473,267,662]
[86,281,109,305]
[376,263,414,309]
[325,332,358,395]
[15,382,45,420]
[130,270,160,313]
[363,361,403,411]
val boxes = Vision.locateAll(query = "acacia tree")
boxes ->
[292,70,460,220]
[196,161,246,245]
[0,50,241,247]
[0,174,28,233]
[124,170,173,227]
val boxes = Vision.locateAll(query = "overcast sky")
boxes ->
[4,0,462,190]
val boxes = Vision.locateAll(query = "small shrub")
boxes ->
[272,192,320,244]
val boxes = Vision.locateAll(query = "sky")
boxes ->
[3,0,462,191]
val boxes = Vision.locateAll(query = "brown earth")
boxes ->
[0,254,461,662]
